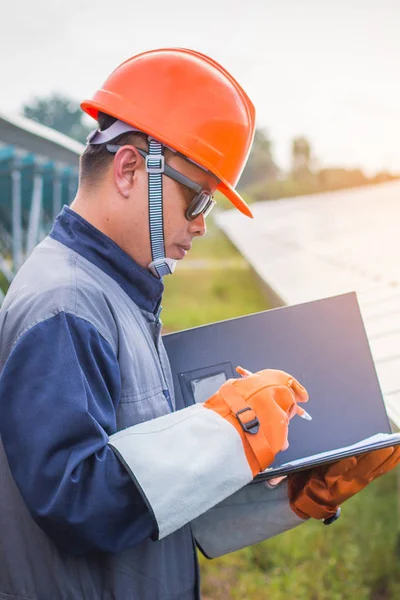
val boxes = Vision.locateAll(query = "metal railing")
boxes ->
[0,145,79,296]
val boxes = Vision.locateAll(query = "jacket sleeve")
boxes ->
[190,479,305,558]
[0,311,155,555]
[1,313,294,549]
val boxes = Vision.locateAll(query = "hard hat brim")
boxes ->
[217,181,253,218]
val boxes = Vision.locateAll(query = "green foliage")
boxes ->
[238,131,400,203]
[22,93,91,144]
[291,136,312,178]
[162,264,268,331]
[238,128,279,189]
[200,466,400,599]
[161,219,269,330]
[0,270,10,296]
[212,191,255,213]
[246,177,320,202]
[318,168,368,190]
[370,171,400,184]
[242,167,399,203]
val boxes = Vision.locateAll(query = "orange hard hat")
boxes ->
[81,48,255,218]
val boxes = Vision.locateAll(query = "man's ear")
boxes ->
[113,145,144,198]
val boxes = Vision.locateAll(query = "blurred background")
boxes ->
[1,0,400,597]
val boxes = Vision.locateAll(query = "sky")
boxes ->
[1,0,400,174]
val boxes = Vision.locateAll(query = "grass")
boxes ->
[161,217,400,599]
[161,218,270,330]
[200,471,400,599]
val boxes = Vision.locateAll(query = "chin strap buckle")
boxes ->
[146,154,165,174]
[148,257,177,279]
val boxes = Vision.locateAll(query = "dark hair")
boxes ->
[79,113,150,187]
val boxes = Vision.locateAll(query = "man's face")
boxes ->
[108,144,219,270]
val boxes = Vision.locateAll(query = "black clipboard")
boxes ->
[163,293,398,477]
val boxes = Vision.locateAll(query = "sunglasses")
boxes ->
[106,144,216,221]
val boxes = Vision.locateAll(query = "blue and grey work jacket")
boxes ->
[0,207,302,600]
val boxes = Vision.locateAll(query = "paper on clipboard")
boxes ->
[255,432,400,482]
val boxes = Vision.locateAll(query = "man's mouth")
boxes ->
[175,243,192,260]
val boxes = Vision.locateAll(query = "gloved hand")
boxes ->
[288,445,400,521]
[204,369,309,477]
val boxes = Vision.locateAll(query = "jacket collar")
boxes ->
[50,206,163,314]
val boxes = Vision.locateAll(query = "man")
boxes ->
[0,48,398,600]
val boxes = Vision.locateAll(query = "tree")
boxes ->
[22,94,91,144]
[318,168,368,190]
[238,128,279,189]
[291,136,312,179]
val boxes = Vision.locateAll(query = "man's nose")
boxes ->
[190,213,207,237]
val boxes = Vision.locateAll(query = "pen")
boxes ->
[235,366,312,421]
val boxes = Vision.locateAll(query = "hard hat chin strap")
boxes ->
[146,138,177,278]
[87,122,176,279]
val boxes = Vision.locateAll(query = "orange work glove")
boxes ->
[288,445,400,521]
[204,369,309,477]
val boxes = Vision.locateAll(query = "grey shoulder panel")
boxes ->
[0,237,119,362]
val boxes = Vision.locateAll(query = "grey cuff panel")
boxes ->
[109,404,253,540]
[191,479,305,558]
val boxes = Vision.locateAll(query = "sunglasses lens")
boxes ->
[186,192,215,220]
[203,199,216,218]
